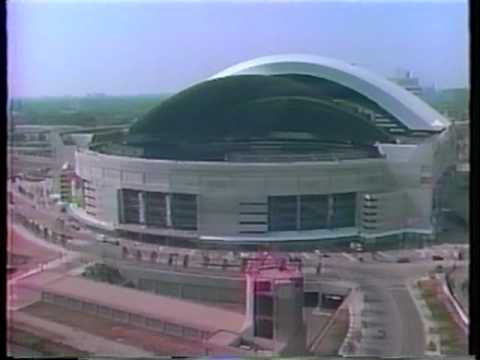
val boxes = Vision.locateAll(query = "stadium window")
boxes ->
[299,195,329,230]
[268,195,297,231]
[144,191,168,227]
[170,193,198,230]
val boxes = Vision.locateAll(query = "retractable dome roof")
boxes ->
[210,54,449,132]
[129,74,394,146]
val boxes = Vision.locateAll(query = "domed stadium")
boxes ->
[124,74,394,161]
[72,55,456,248]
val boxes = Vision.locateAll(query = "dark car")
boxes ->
[70,223,81,231]
[397,257,411,263]
[432,255,444,261]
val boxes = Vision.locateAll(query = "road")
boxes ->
[7,343,45,357]
[8,184,469,357]
[330,258,469,357]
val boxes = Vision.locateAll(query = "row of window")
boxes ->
[119,190,357,232]
[119,189,197,230]
[268,193,356,231]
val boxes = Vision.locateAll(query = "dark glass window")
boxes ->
[255,281,272,293]
[300,195,329,230]
[254,295,274,318]
[144,192,167,227]
[254,318,274,339]
[269,193,356,231]
[120,189,141,224]
[331,192,356,228]
[171,194,197,230]
[268,196,297,231]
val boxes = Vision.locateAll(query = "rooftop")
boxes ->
[128,74,394,150]
[40,276,245,334]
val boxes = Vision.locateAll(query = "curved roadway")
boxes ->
[9,188,468,358]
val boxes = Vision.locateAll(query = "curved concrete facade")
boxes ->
[73,138,451,243]
[210,54,449,132]
[71,55,456,245]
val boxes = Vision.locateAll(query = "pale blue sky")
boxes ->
[8,0,469,97]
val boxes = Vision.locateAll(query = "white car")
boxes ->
[96,234,106,242]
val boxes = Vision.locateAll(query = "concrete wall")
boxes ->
[74,131,455,242]
[76,150,387,238]
[104,259,246,305]
[41,290,211,341]
[102,259,350,308]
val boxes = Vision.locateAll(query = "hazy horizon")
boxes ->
[8,0,469,97]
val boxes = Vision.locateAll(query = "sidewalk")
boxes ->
[407,277,441,356]
[447,267,469,317]
[10,312,154,357]
[10,221,71,256]
[338,288,364,357]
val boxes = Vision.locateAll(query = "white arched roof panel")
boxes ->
[209,54,449,132]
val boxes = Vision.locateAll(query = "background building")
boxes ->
[389,69,424,97]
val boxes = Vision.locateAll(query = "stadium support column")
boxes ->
[296,196,301,230]
[243,271,255,337]
[118,190,124,224]
[166,194,172,228]
[327,195,334,229]
[138,192,145,224]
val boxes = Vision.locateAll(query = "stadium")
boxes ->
[71,54,456,249]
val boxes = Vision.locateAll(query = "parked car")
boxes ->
[70,223,81,231]
[96,234,106,242]
[97,235,120,246]
[432,255,444,261]
[397,257,411,263]
[350,241,364,253]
